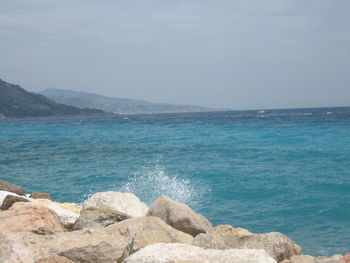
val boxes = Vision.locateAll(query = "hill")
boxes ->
[40,89,212,114]
[0,79,104,118]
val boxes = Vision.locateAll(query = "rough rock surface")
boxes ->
[316,255,344,263]
[12,200,80,227]
[123,243,277,263]
[0,190,29,208]
[0,180,25,196]
[0,194,29,210]
[193,231,302,262]
[342,253,350,263]
[0,216,193,263]
[30,192,53,201]
[59,216,192,262]
[147,195,212,237]
[35,256,75,263]
[212,224,253,237]
[0,204,64,234]
[83,191,148,218]
[290,255,315,263]
[73,205,130,230]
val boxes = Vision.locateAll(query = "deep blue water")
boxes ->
[1,107,350,256]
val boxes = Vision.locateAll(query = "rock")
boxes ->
[147,195,212,237]
[12,200,80,228]
[0,180,25,196]
[109,216,193,254]
[193,231,302,262]
[35,256,75,263]
[0,204,64,234]
[212,224,253,237]
[0,194,29,210]
[72,205,130,230]
[316,255,344,263]
[30,192,53,201]
[0,231,40,263]
[0,190,29,208]
[291,255,315,263]
[0,215,193,263]
[280,260,290,263]
[83,191,148,218]
[342,253,350,263]
[123,243,277,263]
[50,216,192,263]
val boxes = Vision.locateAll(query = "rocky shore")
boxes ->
[0,179,349,263]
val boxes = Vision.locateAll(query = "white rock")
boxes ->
[123,243,277,263]
[83,191,148,218]
[46,203,80,226]
[0,190,29,207]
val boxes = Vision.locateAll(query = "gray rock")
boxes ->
[147,195,212,237]
[72,205,130,230]
[0,180,25,196]
[193,231,302,262]
[1,194,29,210]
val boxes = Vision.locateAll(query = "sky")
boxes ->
[0,0,349,110]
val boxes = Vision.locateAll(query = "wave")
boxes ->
[119,165,204,207]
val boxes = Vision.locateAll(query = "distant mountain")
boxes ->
[0,79,104,118]
[40,89,212,114]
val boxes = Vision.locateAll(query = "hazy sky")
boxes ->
[1,0,349,109]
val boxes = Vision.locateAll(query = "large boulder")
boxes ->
[290,255,345,263]
[0,204,64,234]
[147,195,212,237]
[0,180,25,196]
[12,200,80,228]
[193,231,302,262]
[83,191,148,218]
[73,205,130,230]
[123,243,277,263]
[1,194,29,210]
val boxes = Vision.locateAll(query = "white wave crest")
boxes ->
[119,165,201,206]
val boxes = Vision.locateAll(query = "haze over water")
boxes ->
[1,107,350,256]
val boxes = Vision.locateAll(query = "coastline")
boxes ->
[0,179,349,263]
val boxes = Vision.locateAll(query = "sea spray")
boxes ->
[119,165,206,207]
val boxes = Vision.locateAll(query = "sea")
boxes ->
[1,107,349,256]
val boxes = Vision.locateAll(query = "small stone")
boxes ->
[30,192,53,201]
[0,194,29,210]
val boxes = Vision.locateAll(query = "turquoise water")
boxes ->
[1,107,349,256]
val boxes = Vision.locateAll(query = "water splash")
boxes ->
[119,165,201,206]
